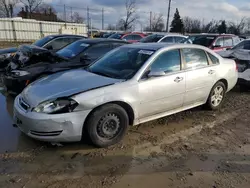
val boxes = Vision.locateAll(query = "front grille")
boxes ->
[19,97,30,111]
[30,130,63,137]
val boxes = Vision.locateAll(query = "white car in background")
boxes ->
[140,34,188,43]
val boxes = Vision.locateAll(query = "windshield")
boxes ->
[88,47,155,79]
[33,36,54,47]
[108,33,123,39]
[192,36,216,47]
[56,41,90,59]
[140,34,164,43]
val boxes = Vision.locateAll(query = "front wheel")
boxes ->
[206,82,226,110]
[86,104,129,148]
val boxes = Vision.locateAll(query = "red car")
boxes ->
[121,33,146,43]
[187,34,241,52]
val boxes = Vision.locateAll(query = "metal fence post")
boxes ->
[11,20,17,41]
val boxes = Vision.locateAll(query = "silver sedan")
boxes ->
[13,43,238,147]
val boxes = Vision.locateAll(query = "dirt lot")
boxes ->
[0,86,249,188]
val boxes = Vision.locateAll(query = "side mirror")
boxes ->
[226,47,232,50]
[148,70,166,77]
[46,45,53,50]
[80,55,91,65]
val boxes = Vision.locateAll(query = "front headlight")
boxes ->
[11,70,30,76]
[33,98,78,114]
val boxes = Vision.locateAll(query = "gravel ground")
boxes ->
[0,89,249,188]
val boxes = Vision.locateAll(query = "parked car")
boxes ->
[140,34,188,43]
[0,34,86,71]
[108,32,129,40]
[4,39,128,95]
[121,33,146,43]
[183,34,240,52]
[13,43,238,147]
[217,40,250,90]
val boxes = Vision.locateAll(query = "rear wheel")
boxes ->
[86,104,129,148]
[206,81,226,110]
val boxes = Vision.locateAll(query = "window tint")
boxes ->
[208,53,219,65]
[160,36,174,43]
[84,43,113,58]
[215,37,224,46]
[133,35,143,40]
[182,48,208,69]
[151,49,181,73]
[224,37,233,46]
[174,36,185,43]
[44,37,70,50]
[243,41,250,50]
[232,36,240,45]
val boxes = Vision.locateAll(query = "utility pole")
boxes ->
[150,11,152,31]
[64,4,66,23]
[166,0,172,32]
[87,7,90,34]
[70,7,73,22]
[102,8,104,30]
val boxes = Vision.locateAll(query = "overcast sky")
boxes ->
[44,0,250,30]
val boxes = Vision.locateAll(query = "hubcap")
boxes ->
[211,86,224,107]
[97,113,121,139]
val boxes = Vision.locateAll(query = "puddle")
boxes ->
[0,91,41,153]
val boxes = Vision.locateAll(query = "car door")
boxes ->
[138,49,186,118]
[182,48,216,106]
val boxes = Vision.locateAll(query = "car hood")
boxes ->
[21,69,122,107]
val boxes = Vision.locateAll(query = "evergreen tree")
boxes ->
[170,8,184,33]
[217,20,227,34]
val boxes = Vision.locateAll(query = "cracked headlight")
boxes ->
[11,70,30,76]
[33,99,78,114]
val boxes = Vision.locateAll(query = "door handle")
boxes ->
[208,70,215,74]
[174,77,183,83]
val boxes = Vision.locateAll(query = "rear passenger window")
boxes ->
[208,53,219,65]
[224,37,233,46]
[160,37,174,43]
[182,48,208,69]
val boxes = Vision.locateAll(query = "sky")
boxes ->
[44,0,250,30]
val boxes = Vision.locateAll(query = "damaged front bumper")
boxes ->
[13,95,91,142]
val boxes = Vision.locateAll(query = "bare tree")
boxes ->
[201,20,218,33]
[71,12,84,23]
[106,24,116,30]
[20,0,43,13]
[227,18,246,35]
[183,17,202,33]
[0,0,19,18]
[34,3,56,14]
[118,0,139,31]
[145,13,164,32]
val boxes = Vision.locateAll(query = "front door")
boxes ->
[182,48,216,106]
[138,49,186,119]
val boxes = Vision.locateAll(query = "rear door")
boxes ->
[182,48,216,106]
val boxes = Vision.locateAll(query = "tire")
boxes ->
[86,104,129,148]
[206,81,226,110]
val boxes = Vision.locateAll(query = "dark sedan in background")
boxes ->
[0,34,86,70]
[3,39,129,95]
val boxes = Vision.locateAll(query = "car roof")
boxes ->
[76,38,129,44]
[46,34,85,38]
[123,43,210,51]
[189,33,235,37]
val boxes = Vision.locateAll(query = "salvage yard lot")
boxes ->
[0,82,250,187]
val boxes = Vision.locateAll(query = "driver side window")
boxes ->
[151,49,181,73]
